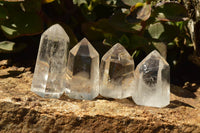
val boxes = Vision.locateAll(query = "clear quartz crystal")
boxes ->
[31,24,69,98]
[65,38,99,100]
[132,50,170,107]
[100,43,135,99]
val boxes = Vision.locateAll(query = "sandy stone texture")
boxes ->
[0,63,200,132]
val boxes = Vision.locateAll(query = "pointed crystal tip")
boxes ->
[113,43,124,48]
[78,38,95,48]
[111,43,128,53]
[147,50,168,65]
[151,50,161,56]
[110,43,128,54]
[102,43,132,63]
[80,38,89,45]
[70,38,99,57]
[148,50,164,57]
[42,24,69,40]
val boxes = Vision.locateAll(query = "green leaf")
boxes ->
[73,0,87,6]
[93,4,114,19]
[119,34,130,46]
[0,6,8,20]
[0,1,43,38]
[1,12,43,39]
[103,36,119,46]
[129,34,149,49]
[152,42,167,59]
[82,20,105,41]
[110,11,142,32]
[82,19,121,41]
[106,0,117,5]
[148,22,179,42]
[148,22,164,39]
[145,0,157,3]
[82,15,142,45]
[160,23,180,42]
[121,0,143,6]
[82,16,147,50]
[23,0,42,12]
[0,41,27,53]
[0,41,15,52]
[126,3,151,23]
[154,2,188,22]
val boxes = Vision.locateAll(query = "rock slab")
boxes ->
[0,64,200,132]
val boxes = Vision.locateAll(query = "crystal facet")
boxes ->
[100,43,135,99]
[31,24,69,98]
[132,50,170,107]
[65,38,99,100]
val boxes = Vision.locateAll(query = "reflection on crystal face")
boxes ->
[31,24,69,98]
[65,38,99,100]
[100,43,135,99]
[132,50,170,107]
[139,57,159,87]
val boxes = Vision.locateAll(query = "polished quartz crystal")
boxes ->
[65,38,99,100]
[31,24,69,98]
[132,50,170,107]
[100,43,135,99]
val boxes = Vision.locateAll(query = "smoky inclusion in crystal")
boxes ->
[31,24,69,98]
[100,43,135,99]
[65,38,99,100]
[132,50,170,107]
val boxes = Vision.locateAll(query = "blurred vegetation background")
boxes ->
[0,0,200,84]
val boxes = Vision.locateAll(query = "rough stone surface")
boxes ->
[0,62,200,132]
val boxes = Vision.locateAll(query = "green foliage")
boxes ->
[0,40,26,53]
[77,0,190,59]
[0,1,43,39]
[0,41,15,52]
[153,2,188,21]
[0,0,192,66]
[73,0,87,6]
[122,0,143,6]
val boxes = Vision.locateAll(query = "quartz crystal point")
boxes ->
[65,38,99,100]
[100,43,135,99]
[132,50,170,107]
[31,24,69,98]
